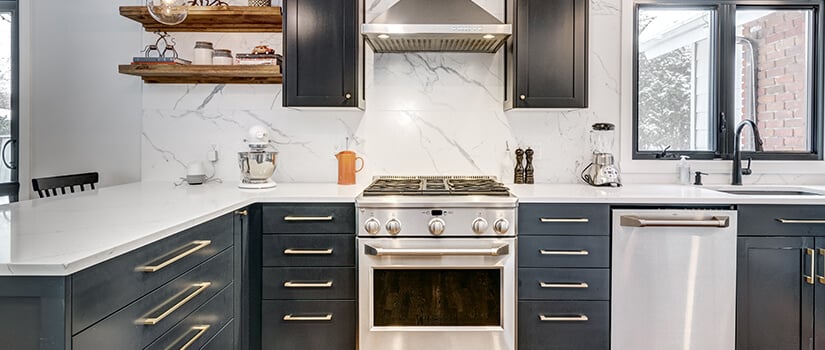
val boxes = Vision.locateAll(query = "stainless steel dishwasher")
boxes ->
[612,209,737,350]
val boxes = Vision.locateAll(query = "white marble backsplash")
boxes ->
[141,0,624,185]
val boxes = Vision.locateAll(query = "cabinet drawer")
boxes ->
[519,204,609,236]
[263,203,355,234]
[201,320,234,350]
[518,301,609,350]
[262,234,355,267]
[519,268,609,300]
[262,267,355,300]
[519,236,609,268]
[72,249,233,350]
[739,205,825,236]
[145,284,234,350]
[262,300,356,350]
[72,213,234,333]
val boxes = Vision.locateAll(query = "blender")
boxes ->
[238,125,278,189]
[581,123,621,187]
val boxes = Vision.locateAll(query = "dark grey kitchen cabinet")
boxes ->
[0,210,247,350]
[736,205,825,350]
[517,203,609,350]
[283,0,362,108]
[258,203,357,350]
[736,236,814,350]
[505,0,588,109]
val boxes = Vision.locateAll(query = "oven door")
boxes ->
[358,237,516,350]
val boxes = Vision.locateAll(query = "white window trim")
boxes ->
[619,0,825,177]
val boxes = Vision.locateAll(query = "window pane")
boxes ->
[637,9,714,152]
[736,9,813,152]
[0,12,9,183]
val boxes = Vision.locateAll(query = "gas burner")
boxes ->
[362,176,511,196]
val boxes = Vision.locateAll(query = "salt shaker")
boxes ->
[193,41,213,65]
[514,148,525,184]
[524,148,534,184]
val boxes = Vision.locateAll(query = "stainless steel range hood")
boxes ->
[362,0,511,53]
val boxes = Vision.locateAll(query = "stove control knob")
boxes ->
[472,218,489,234]
[493,218,510,235]
[364,218,381,235]
[386,219,402,235]
[428,218,446,236]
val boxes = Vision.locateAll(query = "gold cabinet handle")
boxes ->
[540,249,589,256]
[235,209,248,216]
[805,248,816,285]
[519,94,526,101]
[540,282,589,289]
[136,240,212,273]
[344,93,353,100]
[283,215,334,222]
[137,282,212,325]
[283,281,334,288]
[283,313,333,321]
[178,325,210,350]
[540,218,589,223]
[819,248,825,284]
[283,248,334,255]
[777,219,825,224]
[539,314,589,322]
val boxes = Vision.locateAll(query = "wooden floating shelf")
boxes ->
[118,64,282,84]
[119,6,282,32]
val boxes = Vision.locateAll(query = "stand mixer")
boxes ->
[581,123,621,187]
[238,126,278,189]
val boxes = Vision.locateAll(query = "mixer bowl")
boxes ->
[238,151,277,183]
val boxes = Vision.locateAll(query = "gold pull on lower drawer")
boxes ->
[539,314,589,322]
[283,281,334,288]
[283,313,334,321]
[283,248,334,255]
[136,240,212,273]
[283,215,334,222]
[178,325,210,350]
[540,249,589,256]
[539,282,589,289]
[819,248,825,285]
[540,218,590,223]
[136,282,212,325]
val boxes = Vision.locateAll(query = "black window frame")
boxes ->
[0,0,17,202]
[633,0,825,161]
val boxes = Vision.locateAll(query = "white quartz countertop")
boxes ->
[3,181,825,276]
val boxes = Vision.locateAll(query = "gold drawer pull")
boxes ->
[819,248,825,285]
[283,313,333,321]
[539,314,589,322]
[804,248,816,285]
[540,249,589,256]
[777,219,825,224]
[283,248,334,255]
[284,215,334,222]
[540,282,589,289]
[540,218,589,223]
[136,240,212,273]
[179,325,210,350]
[283,281,334,288]
[137,282,212,325]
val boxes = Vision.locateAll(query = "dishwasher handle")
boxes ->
[620,215,730,228]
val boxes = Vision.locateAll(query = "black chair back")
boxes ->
[32,172,99,198]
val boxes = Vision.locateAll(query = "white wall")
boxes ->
[22,0,142,197]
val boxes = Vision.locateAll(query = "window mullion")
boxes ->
[717,3,737,159]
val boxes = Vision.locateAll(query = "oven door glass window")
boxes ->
[373,269,501,327]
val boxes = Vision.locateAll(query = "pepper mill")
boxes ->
[524,147,534,184]
[514,148,525,184]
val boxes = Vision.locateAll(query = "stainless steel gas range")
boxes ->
[356,176,518,350]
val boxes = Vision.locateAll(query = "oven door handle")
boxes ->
[364,244,510,257]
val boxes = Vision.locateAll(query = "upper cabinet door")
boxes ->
[736,236,815,350]
[283,0,358,107]
[508,0,588,109]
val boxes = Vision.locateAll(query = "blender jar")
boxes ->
[590,123,616,154]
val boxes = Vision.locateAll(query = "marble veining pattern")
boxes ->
[141,0,624,185]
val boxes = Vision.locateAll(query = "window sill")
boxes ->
[620,158,825,175]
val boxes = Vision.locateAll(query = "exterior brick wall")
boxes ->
[740,11,809,151]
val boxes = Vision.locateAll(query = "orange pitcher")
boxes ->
[335,150,364,185]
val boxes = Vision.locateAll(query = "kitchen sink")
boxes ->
[708,186,823,196]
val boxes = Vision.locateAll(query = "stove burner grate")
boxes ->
[362,176,511,196]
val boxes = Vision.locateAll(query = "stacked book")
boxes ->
[235,53,282,66]
[131,57,192,65]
